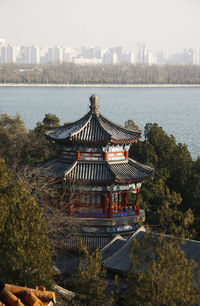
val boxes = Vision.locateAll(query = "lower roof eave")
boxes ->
[116,179,143,184]
[64,178,114,186]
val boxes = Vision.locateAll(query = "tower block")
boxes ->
[42,95,153,248]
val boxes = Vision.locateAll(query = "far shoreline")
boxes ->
[0,83,200,88]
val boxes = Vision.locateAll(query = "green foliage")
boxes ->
[129,122,199,238]
[124,119,139,130]
[0,158,53,288]
[23,113,61,163]
[0,113,27,166]
[0,112,58,165]
[157,188,194,238]
[125,234,199,306]
[0,159,11,188]
[35,113,60,134]
[72,241,113,306]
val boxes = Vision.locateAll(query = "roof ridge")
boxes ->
[46,112,90,136]
[99,113,142,134]
[105,160,117,181]
[70,113,92,138]
[128,157,154,171]
[64,160,77,176]
[103,226,146,265]
[108,159,128,165]
[77,160,108,164]
[101,234,126,251]
[95,113,112,139]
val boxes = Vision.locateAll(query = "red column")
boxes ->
[124,192,127,205]
[104,151,108,160]
[76,151,80,160]
[135,188,140,215]
[125,150,129,159]
[108,191,113,218]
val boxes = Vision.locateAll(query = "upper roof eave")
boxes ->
[45,96,142,144]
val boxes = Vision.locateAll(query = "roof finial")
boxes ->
[90,95,99,116]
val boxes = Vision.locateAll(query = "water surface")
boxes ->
[0,86,199,160]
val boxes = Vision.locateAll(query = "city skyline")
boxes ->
[0,0,200,53]
[0,38,200,65]
[0,37,199,55]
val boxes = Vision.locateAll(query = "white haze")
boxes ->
[0,0,199,53]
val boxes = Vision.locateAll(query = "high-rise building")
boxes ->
[31,45,40,64]
[19,46,31,64]
[193,49,200,65]
[62,47,77,63]
[7,44,17,63]
[156,52,166,65]
[54,46,63,63]
[47,48,54,63]
[103,51,118,64]
[145,50,157,65]
[121,51,135,64]
[0,45,6,63]
[135,41,146,64]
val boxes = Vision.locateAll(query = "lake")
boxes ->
[0,86,199,160]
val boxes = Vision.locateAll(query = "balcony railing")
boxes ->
[72,204,139,218]
[113,205,139,217]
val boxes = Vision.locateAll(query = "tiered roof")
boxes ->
[42,95,153,183]
[41,158,153,184]
[46,95,141,145]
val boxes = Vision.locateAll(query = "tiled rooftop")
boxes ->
[40,158,153,183]
[46,95,141,145]
[102,226,200,278]
[0,283,56,306]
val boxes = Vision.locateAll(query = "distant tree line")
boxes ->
[0,63,200,84]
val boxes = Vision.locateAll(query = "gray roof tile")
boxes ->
[46,97,141,144]
[102,235,127,260]
[39,158,73,178]
[39,158,153,183]
[109,159,153,182]
[103,227,200,277]
[65,161,115,183]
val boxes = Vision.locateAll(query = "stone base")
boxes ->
[65,210,145,249]
[70,209,145,227]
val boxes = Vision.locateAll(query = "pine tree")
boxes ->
[72,241,114,306]
[125,233,199,306]
[0,158,53,288]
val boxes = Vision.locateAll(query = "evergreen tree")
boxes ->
[0,113,27,166]
[125,233,199,306]
[72,241,114,306]
[124,119,139,130]
[0,112,58,165]
[129,122,197,238]
[0,158,53,288]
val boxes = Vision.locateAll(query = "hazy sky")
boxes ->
[0,0,200,52]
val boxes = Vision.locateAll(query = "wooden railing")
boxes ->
[72,204,139,218]
[113,205,139,217]
[72,207,106,218]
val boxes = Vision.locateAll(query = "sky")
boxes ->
[0,0,200,53]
